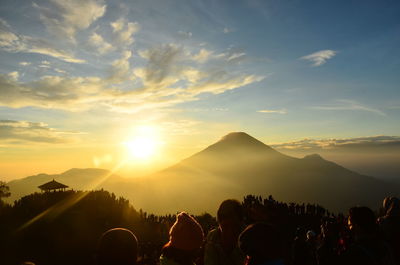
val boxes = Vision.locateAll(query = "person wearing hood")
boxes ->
[160,212,204,265]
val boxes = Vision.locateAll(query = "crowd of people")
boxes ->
[96,196,399,265]
[15,194,400,265]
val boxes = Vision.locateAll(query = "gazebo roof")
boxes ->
[38,179,68,190]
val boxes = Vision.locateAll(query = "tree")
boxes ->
[0,181,11,199]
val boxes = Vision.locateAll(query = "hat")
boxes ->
[169,212,204,251]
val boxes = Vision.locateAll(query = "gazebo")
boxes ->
[38,179,69,192]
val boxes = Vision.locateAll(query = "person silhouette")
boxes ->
[204,199,245,265]
[96,228,138,265]
[238,222,285,265]
[160,212,204,265]
[341,206,395,265]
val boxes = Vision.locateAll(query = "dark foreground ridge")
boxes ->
[0,190,399,265]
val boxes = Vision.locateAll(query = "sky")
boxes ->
[1,0,400,181]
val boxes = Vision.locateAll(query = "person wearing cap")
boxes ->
[160,212,204,265]
[96,228,138,265]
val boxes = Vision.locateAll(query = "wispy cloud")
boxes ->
[311,99,386,116]
[0,19,84,63]
[0,42,265,113]
[223,27,234,34]
[192,49,213,63]
[0,74,105,110]
[107,50,134,83]
[300,49,336,66]
[178,31,193,39]
[89,32,113,54]
[0,8,264,114]
[110,18,140,47]
[34,0,106,41]
[0,120,83,144]
[257,109,287,114]
[7,71,19,81]
[227,52,246,63]
[19,62,31,66]
[272,136,400,151]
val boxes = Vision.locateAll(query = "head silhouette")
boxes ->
[168,212,204,251]
[239,222,283,264]
[96,228,138,265]
[348,206,377,234]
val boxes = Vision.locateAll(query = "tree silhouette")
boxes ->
[0,181,11,199]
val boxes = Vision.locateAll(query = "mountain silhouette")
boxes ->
[6,168,120,203]
[120,132,399,214]
[6,132,399,214]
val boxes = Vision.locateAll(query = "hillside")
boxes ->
[6,168,120,203]
[6,132,399,214]
[123,132,398,213]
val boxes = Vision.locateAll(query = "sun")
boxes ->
[123,125,161,160]
[125,137,156,159]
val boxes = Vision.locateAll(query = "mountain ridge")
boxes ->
[5,132,399,214]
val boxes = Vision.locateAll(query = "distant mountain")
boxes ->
[6,132,399,214]
[122,132,399,214]
[6,168,121,203]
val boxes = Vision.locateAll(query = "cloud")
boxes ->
[34,0,106,41]
[8,71,19,81]
[89,32,113,54]
[0,19,84,63]
[227,52,246,63]
[111,18,125,33]
[223,27,234,34]
[0,120,82,144]
[0,19,18,46]
[192,49,213,63]
[19,62,31,66]
[110,18,140,46]
[39,60,51,68]
[186,73,264,95]
[181,107,229,112]
[213,49,247,65]
[107,50,134,83]
[0,42,264,113]
[178,31,193,39]
[54,68,67,74]
[300,49,336,66]
[190,48,246,65]
[138,44,183,86]
[311,99,386,116]
[0,74,105,110]
[257,109,287,114]
[272,136,400,151]
[107,44,264,112]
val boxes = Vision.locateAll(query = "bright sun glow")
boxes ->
[125,137,157,159]
[123,125,161,160]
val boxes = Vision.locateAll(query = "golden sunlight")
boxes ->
[123,125,162,160]
[125,137,157,159]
